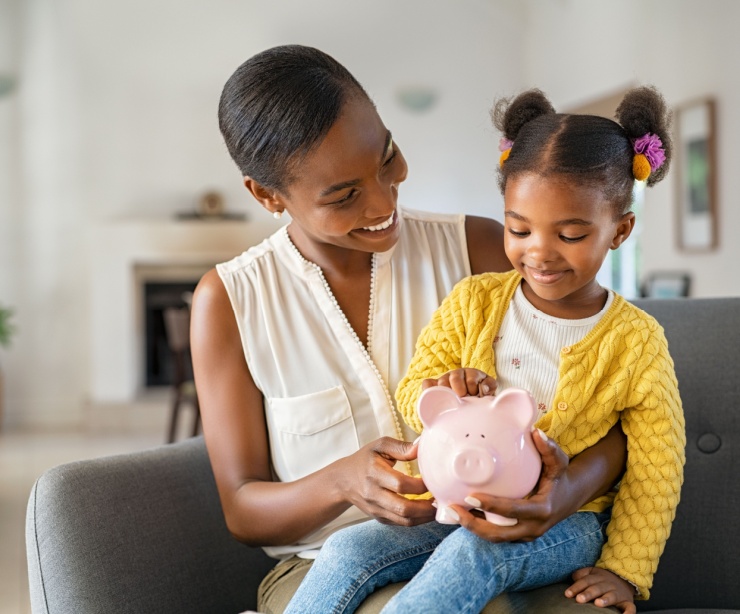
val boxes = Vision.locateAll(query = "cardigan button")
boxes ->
[561,346,572,354]
[557,402,568,411]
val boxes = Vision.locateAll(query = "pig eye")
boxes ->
[465,434,469,438]
[481,434,485,438]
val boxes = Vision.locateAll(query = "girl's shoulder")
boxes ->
[457,269,520,293]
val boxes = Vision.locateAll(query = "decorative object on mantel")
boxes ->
[175,189,247,221]
[0,303,17,432]
[676,98,717,251]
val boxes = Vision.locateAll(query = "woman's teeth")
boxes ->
[363,215,394,232]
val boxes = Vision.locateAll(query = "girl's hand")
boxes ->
[566,567,637,613]
[450,429,577,542]
[338,437,436,527]
[422,368,497,398]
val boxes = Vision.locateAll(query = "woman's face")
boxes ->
[272,95,408,254]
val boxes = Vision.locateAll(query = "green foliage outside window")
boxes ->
[0,305,16,348]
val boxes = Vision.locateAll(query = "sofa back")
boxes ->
[632,297,740,611]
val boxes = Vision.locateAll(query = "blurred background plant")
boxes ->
[0,304,16,348]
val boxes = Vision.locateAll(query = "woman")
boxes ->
[191,45,626,613]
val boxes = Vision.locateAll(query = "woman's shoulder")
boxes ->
[216,232,280,278]
[399,206,465,226]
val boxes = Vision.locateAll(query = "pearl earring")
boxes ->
[273,210,283,220]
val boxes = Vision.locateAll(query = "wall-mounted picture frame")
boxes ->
[675,98,717,251]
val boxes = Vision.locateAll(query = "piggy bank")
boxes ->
[416,386,541,526]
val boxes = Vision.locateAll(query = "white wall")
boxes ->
[5,0,739,430]
[522,0,740,298]
[1,0,525,429]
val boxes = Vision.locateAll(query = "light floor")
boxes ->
[0,427,167,614]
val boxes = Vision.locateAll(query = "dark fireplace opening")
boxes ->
[143,281,198,387]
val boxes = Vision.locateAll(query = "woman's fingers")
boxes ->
[532,428,569,481]
[344,437,436,525]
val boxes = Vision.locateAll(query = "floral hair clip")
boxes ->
[632,133,666,181]
[499,137,514,167]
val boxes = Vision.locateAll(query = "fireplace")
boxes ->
[142,281,197,387]
[89,215,277,406]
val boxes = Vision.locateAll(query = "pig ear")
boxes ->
[418,387,460,427]
[491,388,538,430]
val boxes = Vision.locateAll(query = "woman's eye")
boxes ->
[382,150,397,167]
[561,234,587,243]
[333,189,357,205]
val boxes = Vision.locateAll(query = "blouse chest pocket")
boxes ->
[266,386,359,483]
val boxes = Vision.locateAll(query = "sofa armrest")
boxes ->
[633,298,740,612]
[26,436,276,614]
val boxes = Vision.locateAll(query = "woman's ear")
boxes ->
[243,177,285,217]
[610,212,636,250]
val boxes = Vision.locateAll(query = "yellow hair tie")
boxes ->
[633,153,651,182]
[499,148,511,167]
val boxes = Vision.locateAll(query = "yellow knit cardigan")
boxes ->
[396,270,686,599]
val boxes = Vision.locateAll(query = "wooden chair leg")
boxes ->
[167,392,182,444]
[191,395,201,438]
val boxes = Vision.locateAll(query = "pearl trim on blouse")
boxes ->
[282,228,411,474]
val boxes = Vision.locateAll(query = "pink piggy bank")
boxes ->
[416,386,542,526]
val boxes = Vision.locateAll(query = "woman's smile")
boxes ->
[353,210,399,240]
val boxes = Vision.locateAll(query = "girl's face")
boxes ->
[253,94,408,255]
[504,173,635,319]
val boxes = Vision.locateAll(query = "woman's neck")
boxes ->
[286,224,373,278]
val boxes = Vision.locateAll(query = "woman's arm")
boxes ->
[190,270,435,547]
[465,216,511,274]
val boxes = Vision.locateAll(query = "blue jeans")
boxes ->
[284,511,610,614]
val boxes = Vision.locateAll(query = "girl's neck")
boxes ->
[520,279,609,320]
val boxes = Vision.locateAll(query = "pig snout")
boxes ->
[452,447,495,486]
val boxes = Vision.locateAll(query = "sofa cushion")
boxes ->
[632,298,740,612]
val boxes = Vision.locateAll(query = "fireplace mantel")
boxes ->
[89,216,276,405]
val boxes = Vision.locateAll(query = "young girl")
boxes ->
[284,86,685,614]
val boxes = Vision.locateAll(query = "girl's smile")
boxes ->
[504,173,634,319]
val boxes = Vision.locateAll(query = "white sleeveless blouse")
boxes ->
[217,207,470,558]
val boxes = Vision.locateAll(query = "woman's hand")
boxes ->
[450,429,578,542]
[422,368,497,398]
[338,437,436,527]
[566,567,637,613]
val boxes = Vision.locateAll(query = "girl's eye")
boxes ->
[560,234,587,243]
[508,228,529,237]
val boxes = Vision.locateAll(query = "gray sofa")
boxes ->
[26,297,740,613]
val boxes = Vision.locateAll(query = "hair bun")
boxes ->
[491,89,556,141]
[616,86,673,186]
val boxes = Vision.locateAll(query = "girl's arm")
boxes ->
[191,270,435,546]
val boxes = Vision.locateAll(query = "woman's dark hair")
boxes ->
[491,86,672,215]
[218,45,370,192]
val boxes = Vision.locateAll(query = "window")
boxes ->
[596,182,644,299]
